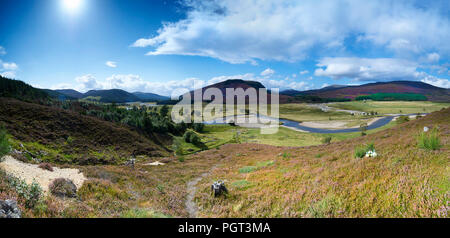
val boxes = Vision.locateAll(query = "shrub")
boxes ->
[66,136,73,144]
[233,130,241,144]
[172,138,183,156]
[354,146,367,158]
[183,130,196,143]
[366,142,375,151]
[49,178,77,198]
[0,125,10,159]
[417,127,441,150]
[359,123,368,136]
[322,136,332,144]
[190,133,201,146]
[7,176,43,208]
[38,163,54,172]
[396,115,410,124]
[192,123,204,133]
[77,179,128,201]
[178,156,185,162]
[160,105,169,117]
[354,142,376,158]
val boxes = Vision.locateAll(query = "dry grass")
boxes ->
[193,108,450,217]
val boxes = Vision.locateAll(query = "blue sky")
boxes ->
[0,0,449,96]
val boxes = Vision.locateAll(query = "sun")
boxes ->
[62,0,83,14]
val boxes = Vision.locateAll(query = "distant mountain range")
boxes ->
[50,79,450,103]
[1,76,449,103]
[188,79,450,103]
[52,89,170,103]
[132,92,170,102]
[54,89,84,99]
[281,81,450,102]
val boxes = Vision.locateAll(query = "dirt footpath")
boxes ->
[0,156,86,193]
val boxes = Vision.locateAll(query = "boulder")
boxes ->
[0,200,21,218]
[49,178,77,198]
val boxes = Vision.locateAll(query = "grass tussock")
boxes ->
[417,127,441,150]
[354,142,375,158]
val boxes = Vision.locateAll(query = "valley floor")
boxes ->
[0,101,449,218]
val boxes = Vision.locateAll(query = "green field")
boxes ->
[172,100,447,153]
[176,120,398,153]
[330,101,450,114]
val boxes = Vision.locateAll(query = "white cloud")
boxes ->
[60,74,208,95]
[321,83,330,88]
[64,71,314,96]
[0,58,19,79]
[132,0,450,64]
[0,71,16,78]
[421,75,450,89]
[2,62,18,71]
[314,57,419,81]
[105,61,117,68]
[132,38,162,48]
[50,83,73,90]
[75,74,102,92]
[0,46,6,55]
[300,70,309,75]
[314,56,450,88]
[427,53,440,62]
[208,73,312,91]
[260,68,275,76]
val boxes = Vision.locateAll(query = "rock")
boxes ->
[49,178,77,198]
[146,161,165,166]
[211,180,228,197]
[0,200,21,218]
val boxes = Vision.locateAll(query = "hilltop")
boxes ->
[188,79,292,103]
[83,89,141,103]
[0,76,50,103]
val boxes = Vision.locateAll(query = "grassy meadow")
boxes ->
[330,101,450,114]
[178,120,398,153]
